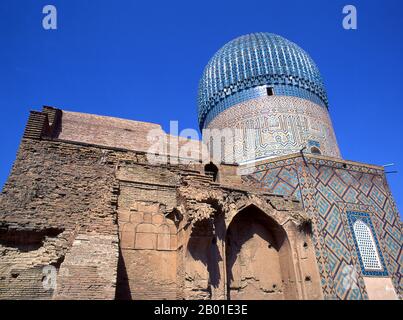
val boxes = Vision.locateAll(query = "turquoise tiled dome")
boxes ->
[198,33,329,129]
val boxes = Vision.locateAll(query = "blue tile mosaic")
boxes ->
[308,140,321,148]
[346,211,389,277]
[198,33,329,129]
[201,85,327,129]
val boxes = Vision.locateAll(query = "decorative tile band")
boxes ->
[201,84,327,129]
[205,95,341,161]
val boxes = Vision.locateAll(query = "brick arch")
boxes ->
[224,196,287,229]
[225,203,298,300]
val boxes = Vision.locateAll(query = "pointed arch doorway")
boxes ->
[225,204,297,300]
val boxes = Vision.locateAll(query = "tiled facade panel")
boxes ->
[347,212,388,276]
[242,157,402,300]
[243,164,302,201]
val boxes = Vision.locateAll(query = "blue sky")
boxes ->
[0,0,402,217]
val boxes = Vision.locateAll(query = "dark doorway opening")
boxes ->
[204,162,218,182]
[225,205,297,300]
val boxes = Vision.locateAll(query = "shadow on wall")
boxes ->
[225,205,294,300]
[0,227,64,252]
[186,225,222,292]
[115,247,131,300]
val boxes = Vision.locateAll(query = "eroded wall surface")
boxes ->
[0,136,363,300]
[2,107,399,300]
[0,138,120,299]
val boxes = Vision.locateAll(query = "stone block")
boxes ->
[158,224,170,234]
[118,210,131,223]
[169,225,177,235]
[121,228,135,249]
[143,212,152,223]
[135,233,157,250]
[152,213,165,225]
[170,235,178,250]
[136,223,156,233]
[130,212,144,223]
[157,234,171,251]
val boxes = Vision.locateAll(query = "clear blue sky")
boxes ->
[0,0,402,218]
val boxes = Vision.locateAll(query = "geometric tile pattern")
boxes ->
[347,211,388,276]
[242,164,301,201]
[202,84,327,128]
[242,156,402,300]
[207,95,341,162]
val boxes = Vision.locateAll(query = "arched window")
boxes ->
[310,147,321,155]
[353,220,382,271]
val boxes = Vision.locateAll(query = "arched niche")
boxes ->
[225,204,297,300]
[204,162,219,182]
[310,146,321,155]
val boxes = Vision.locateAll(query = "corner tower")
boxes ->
[198,33,341,163]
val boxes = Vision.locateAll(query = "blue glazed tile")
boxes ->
[346,211,389,277]
[198,33,329,129]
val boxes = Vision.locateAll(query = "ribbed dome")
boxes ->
[198,33,328,129]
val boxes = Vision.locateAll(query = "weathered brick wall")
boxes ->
[0,106,206,300]
[0,132,198,300]
[0,139,119,233]
[57,110,205,160]
[0,138,121,299]
[54,233,119,299]
[0,135,328,300]
[115,165,181,300]
[0,107,352,300]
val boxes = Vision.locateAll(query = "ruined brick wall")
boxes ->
[0,138,120,299]
[114,163,222,300]
[115,164,182,300]
[0,106,204,300]
[0,107,336,300]
[0,134,326,300]
[116,203,178,300]
[0,132,194,300]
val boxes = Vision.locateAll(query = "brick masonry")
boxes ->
[0,107,401,300]
[0,137,120,299]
